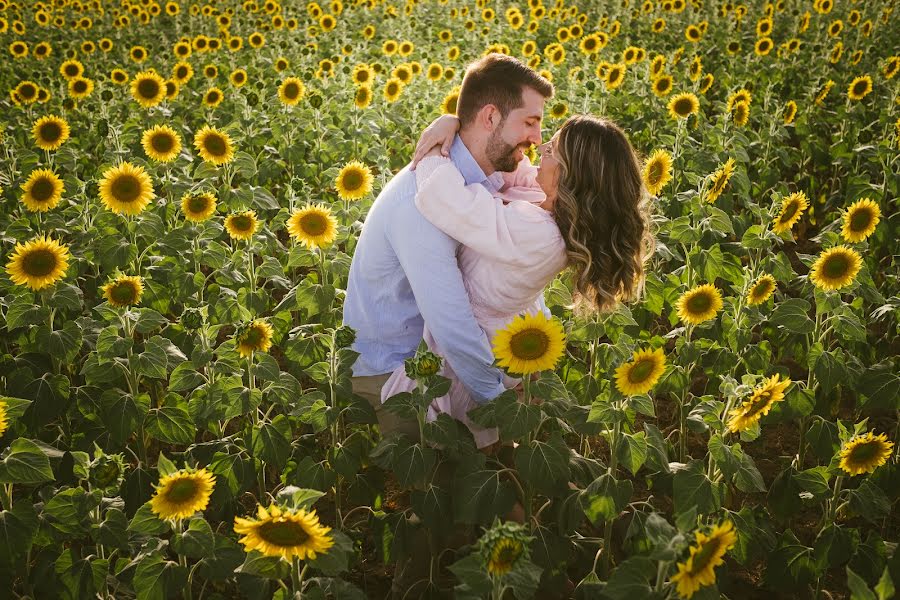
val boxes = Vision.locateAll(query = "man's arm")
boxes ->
[390,197,506,405]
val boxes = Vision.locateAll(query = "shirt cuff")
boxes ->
[471,380,508,406]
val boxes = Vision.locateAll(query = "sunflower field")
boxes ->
[1,0,898,598]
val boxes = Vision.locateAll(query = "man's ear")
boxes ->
[478,104,500,131]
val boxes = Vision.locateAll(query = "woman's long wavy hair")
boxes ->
[552,114,656,314]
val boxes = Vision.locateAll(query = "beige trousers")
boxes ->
[351,373,421,442]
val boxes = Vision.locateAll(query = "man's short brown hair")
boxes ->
[456,54,554,127]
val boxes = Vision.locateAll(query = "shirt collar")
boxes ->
[449,134,504,193]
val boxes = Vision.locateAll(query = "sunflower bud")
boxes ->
[405,351,443,380]
[478,520,533,578]
[333,325,356,349]
[181,307,204,330]
[89,452,126,489]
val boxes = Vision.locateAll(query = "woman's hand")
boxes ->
[411,114,460,170]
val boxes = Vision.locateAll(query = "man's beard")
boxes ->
[486,127,525,172]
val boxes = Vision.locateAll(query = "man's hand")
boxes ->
[411,114,460,169]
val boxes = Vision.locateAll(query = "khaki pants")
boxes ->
[351,373,421,442]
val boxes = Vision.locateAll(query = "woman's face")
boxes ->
[535,131,561,209]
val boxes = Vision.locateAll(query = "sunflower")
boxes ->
[815,80,834,106]
[441,87,460,114]
[111,69,129,85]
[808,246,862,291]
[141,125,182,162]
[426,63,443,82]
[352,63,375,86]
[614,347,666,396]
[248,32,265,49]
[68,77,94,100]
[676,284,723,325]
[0,400,8,437]
[884,56,899,79]
[705,158,736,204]
[203,87,224,108]
[605,63,626,90]
[5,235,71,290]
[652,74,673,97]
[754,37,773,56]
[670,521,737,598]
[354,85,373,109]
[194,126,235,165]
[234,503,333,560]
[726,89,752,112]
[643,149,673,196]
[727,374,791,432]
[150,468,216,521]
[731,101,750,126]
[30,115,69,152]
[172,61,194,83]
[181,192,217,222]
[699,73,715,95]
[383,77,404,102]
[334,161,373,201]
[98,162,155,216]
[60,58,84,80]
[838,432,895,476]
[492,312,566,375]
[771,191,808,234]
[222,210,258,242]
[235,319,274,357]
[479,521,532,578]
[131,71,167,108]
[746,274,777,306]
[277,77,305,106]
[287,204,338,249]
[847,75,872,101]
[841,198,880,243]
[783,100,798,125]
[668,93,699,120]
[21,168,64,212]
[15,81,40,104]
[102,274,143,307]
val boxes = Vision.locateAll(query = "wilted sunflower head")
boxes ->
[841,198,880,243]
[808,245,862,291]
[102,274,143,307]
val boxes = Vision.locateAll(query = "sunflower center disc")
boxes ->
[300,215,327,235]
[675,99,692,115]
[258,519,310,547]
[138,79,160,99]
[687,293,711,313]
[41,123,62,142]
[164,478,199,503]
[342,171,363,192]
[112,174,142,203]
[73,81,87,94]
[152,134,174,153]
[849,210,871,232]
[232,216,252,231]
[188,196,210,213]
[23,249,58,276]
[780,202,799,223]
[111,283,137,304]
[284,83,299,99]
[823,256,848,279]
[204,135,227,156]
[628,359,654,383]
[509,329,550,361]
[31,178,56,202]
[848,441,879,464]
[689,537,723,574]
[242,326,264,346]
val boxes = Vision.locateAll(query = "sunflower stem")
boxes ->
[291,556,303,597]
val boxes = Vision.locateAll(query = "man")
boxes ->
[343,54,554,440]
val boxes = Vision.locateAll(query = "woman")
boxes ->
[380,113,656,448]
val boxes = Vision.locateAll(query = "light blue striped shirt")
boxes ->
[343,135,508,404]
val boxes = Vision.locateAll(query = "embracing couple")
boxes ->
[344,53,654,451]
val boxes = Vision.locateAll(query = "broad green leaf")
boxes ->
[770,298,814,334]
[0,438,54,484]
[580,473,633,525]
[673,460,722,517]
